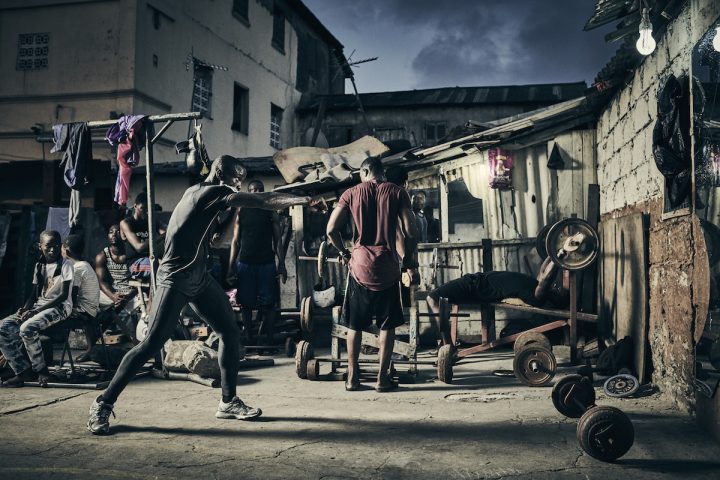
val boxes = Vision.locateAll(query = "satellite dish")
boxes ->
[303,128,329,148]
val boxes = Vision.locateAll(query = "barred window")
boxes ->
[270,104,283,149]
[192,65,213,118]
[17,33,49,71]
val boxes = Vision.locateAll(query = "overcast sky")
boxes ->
[303,0,620,93]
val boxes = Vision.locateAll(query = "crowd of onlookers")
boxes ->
[0,193,157,387]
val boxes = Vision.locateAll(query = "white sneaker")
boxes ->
[87,396,115,435]
[216,397,262,420]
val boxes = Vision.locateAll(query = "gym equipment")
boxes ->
[545,218,599,271]
[513,330,552,354]
[513,344,557,386]
[603,372,640,398]
[552,374,635,462]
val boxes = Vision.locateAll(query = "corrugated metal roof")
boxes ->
[584,0,637,31]
[297,82,588,112]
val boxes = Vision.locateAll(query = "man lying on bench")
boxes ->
[426,257,566,348]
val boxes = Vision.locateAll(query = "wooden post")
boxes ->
[569,271,578,363]
[290,205,305,304]
[144,122,157,291]
[481,238,496,343]
[439,170,449,242]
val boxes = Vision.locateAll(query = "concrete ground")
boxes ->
[1,348,720,480]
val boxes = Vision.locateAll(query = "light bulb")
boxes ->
[713,26,720,52]
[636,8,656,56]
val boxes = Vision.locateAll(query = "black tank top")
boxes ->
[123,216,149,260]
[238,208,274,264]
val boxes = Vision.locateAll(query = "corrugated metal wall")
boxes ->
[292,130,597,311]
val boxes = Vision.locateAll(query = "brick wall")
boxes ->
[596,0,720,409]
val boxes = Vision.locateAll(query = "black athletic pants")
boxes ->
[102,278,241,403]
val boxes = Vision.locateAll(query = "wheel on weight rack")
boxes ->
[551,374,596,418]
[576,406,634,462]
[306,358,320,381]
[300,296,313,334]
[437,344,455,384]
[295,340,314,379]
[513,345,556,386]
[513,331,552,354]
[284,337,296,358]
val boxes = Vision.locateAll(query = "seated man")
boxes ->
[0,230,73,387]
[95,224,136,338]
[120,192,165,279]
[227,180,286,346]
[62,234,101,362]
[426,257,565,347]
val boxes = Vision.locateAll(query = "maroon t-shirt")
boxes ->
[338,180,411,291]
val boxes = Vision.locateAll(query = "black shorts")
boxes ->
[341,274,404,331]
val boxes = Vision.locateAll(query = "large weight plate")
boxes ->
[536,223,552,260]
[513,345,556,386]
[306,358,320,381]
[317,241,327,278]
[300,296,313,333]
[546,218,599,271]
[294,340,314,379]
[552,374,596,418]
[603,373,640,398]
[577,406,634,462]
[437,344,455,384]
[513,331,552,354]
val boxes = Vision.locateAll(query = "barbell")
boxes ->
[539,218,599,271]
[552,374,635,462]
[299,241,460,275]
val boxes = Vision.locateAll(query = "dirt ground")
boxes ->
[1,348,720,480]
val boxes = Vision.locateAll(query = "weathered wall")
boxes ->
[595,0,720,408]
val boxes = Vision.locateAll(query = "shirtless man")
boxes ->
[87,155,311,435]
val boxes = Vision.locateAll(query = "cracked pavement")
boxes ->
[1,350,719,479]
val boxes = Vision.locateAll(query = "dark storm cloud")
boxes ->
[324,0,618,87]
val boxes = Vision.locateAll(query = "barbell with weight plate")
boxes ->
[551,374,635,462]
[512,344,557,386]
[544,218,599,271]
[295,340,314,379]
[513,331,552,354]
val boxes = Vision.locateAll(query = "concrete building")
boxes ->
[295,82,588,149]
[0,0,346,210]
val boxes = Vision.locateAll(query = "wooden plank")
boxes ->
[491,302,598,322]
[581,184,601,314]
[599,213,649,383]
[331,324,416,357]
[439,171,450,242]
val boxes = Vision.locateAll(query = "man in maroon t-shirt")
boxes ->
[326,157,418,392]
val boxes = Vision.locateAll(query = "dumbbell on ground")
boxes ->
[552,374,635,462]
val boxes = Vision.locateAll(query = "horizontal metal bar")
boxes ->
[418,238,536,250]
[86,111,202,128]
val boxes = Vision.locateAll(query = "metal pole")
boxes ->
[145,122,157,291]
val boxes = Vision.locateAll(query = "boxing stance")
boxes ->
[87,155,311,435]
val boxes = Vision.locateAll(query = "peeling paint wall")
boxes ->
[596,0,720,409]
